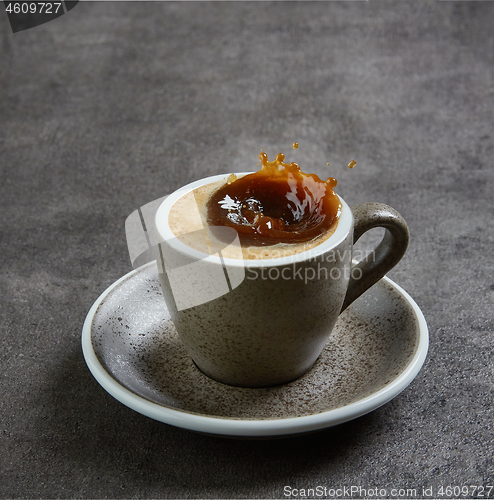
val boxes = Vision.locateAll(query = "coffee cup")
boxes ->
[155,173,409,388]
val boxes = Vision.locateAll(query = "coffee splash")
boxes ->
[207,151,342,246]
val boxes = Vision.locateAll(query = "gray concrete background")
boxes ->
[1,1,493,498]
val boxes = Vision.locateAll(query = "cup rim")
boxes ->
[155,172,353,268]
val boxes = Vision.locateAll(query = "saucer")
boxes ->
[82,262,428,438]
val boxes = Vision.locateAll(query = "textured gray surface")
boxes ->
[1,1,493,498]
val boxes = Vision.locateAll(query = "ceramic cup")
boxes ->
[155,173,409,388]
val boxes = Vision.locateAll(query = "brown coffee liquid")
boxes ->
[206,152,341,246]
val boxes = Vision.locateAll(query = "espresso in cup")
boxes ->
[156,151,409,387]
[168,152,341,260]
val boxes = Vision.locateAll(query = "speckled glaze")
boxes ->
[342,203,410,311]
[155,175,409,387]
[85,262,426,436]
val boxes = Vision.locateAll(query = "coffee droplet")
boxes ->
[227,173,237,184]
[348,160,357,169]
[207,150,341,246]
[327,163,331,167]
[292,142,299,150]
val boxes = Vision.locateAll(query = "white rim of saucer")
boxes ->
[81,263,429,438]
[154,173,353,268]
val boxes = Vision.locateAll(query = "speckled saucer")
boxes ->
[82,262,428,438]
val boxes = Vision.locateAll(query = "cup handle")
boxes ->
[341,203,409,312]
